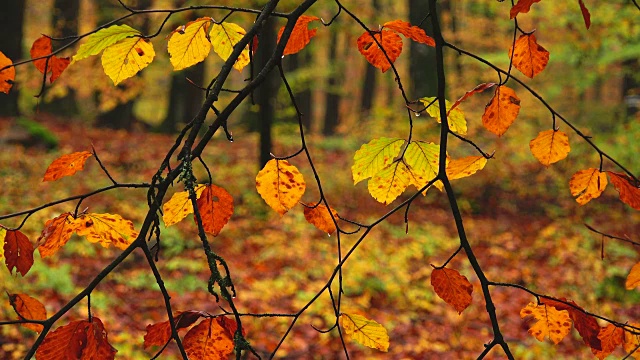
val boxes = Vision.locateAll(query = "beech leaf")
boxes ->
[446,156,488,180]
[626,262,640,290]
[162,184,207,227]
[8,293,46,333]
[430,267,473,314]
[36,318,116,360]
[541,297,601,350]
[569,168,607,205]
[36,212,78,258]
[195,184,234,236]
[0,51,15,94]
[508,33,549,78]
[367,161,413,205]
[578,0,591,30]
[43,151,92,182]
[144,310,207,349]
[482,85,521,136]
[210,22,250,72]
[419,97,468,135]
[352,137,405,185]
[592,324,623,359]
[256,159,306,215]
[623,323,640,355]
[382,20,435,46]
[607,172,640,211]
[510,0,543,19]
[3,228,34,276]
[529,129,570,166]
[183,318,235,359]
[403,141,443,192]
[339,313,389,352]
[277,15,320,55]
[30,35,70,83]
[73,24,140,62]
[167,17,213,71]
[303,203,338,234]
[101,36,155,85]
[357,30,403,73]
[72,213,139,250]
[449,83,496,114]
[520,302,571,344]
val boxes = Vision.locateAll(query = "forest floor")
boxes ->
[1,115,639,359]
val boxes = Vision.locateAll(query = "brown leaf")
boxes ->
[607,172,640,210]
[578,0,591,29]
[541,297,601,350]
[82,318,117,360]
[3,229,34,276]
[8,293,46,333]
[449,82,496,114]
[430,267,473,314]
[482,85,521,136]
[183,318,234,360]
[144,310,206,349]
[36,318,116,360]
[43,151,93,182]
[277,15,320,56]
[382,20,434,46]
[508,33,549,78]
[357,30,403,73]
[303,203,338,234]
[37,212,78,258]
[510,0,543,19]
[0,51,15,94]
[195,184,234,236]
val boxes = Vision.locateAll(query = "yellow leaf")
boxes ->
[520,302,572,344]
[446,156,488,180]
[72,213,139,250]
[339,313,389,352]
[162,185,207,227]
[569,168,607,205]
[101,36,155,85]
[403,141,443,192]
[420,97,468,135]
[352,137,405,185]
[210,22,250,71]
[0,227,5,263]
[529,129,570,166]
[623,323,640,355]
[167,17,213,71]
[368,161,413,205]
[626,262,640,290]
[256,159,306,215]
[73,24,140,63]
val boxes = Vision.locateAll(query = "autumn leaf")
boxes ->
[623,323,640,356]
[508,33,549,78]
[446,156,488,180]
[0,51,15,94]
[403,141,443,192]
[352,137,405,185]
[529,129,570,166]
[569,168,607,205]
[101,36,155,85]
[430,266,473,314]
[36,212,78,258]
[578,0,591,30]
[339,313,389,352]
[3,228,34,276]
[210,22,250,71]
[420,97,468,135]
[144,310,207,349]
[72,213,139,250]
[36,318,116,360]
[255,159,306,215]
[382,20,435,46]
[303,203,338,234]
[520,302,571,344]
[195,184,234,236]
[592,324,623,359]
[29,35,71,83]
[357,30,403,73]
[42,151,92,182]
[607,172,640,210]
[73,24,140,63]
[162,184,207,227]
[167,17,213,71]
[183,318,234,359]
[449,82,496,113]
[277,15,320,56]
[541,297,601,350]
[625,262,640,290]
[368,160,414,205]
[8,293,46,333]
[482,85,521,136]
[0,228,4,263]
[510,0,543,19]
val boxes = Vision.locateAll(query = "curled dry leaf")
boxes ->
[510,0,543,19]
[382,20,435,46]
[529,129,570,166]
[277,15,320,55]
[43,151,93,182]
[520,302,571,344]
[0,51,15,94]
[569,168,607,205]
[3,228,34,276]
[578,0,591,29]
[430,267,473,314]
[255,159,306,215]
[195,184,234,236]
[607,172,640,210]
[482,85,521,136]
[8,293,47,333]
[339,313,389,352]
[357,30,403,73]
[449,83,496,114]
[509,33,549,78]
[303,203,338,234]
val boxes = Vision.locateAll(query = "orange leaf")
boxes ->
[36,212,78,258]
[430,266,473,314]
[357,30,403,73]
[578,0,591,30]
[277,15,319,56]
[520,302,571,344]
[36,318,116,360]
[255,159,306,216]
[541,297,601,350]
[449,82,496,114]
[8,293,46,333]
[3,229,34,276]
[50,56,71,83]
[607,172,640,210]
[592,324,623,359]
[569,168,607,205]
[508,33,549,78]
[0,51,15,94]
[446,156,488,180]
[144,310,207,349]
[43,151,93,182]
[183,318,234,360]
[30,35,70,83]
[303,203,338,234]
[625,262,640,290]
[382,20,435,46]
[510,0,543,19]
[482,85,520,136]
[529,129,570,166]
[72,213,139,250]
[195,184,234,236]
[623,323,640,355]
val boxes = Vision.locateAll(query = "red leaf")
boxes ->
[251,35,259,53]
[578,0,591,30]
[29,35,70,83]
[8,293,47,333]
[195,184,234,236]
[357,30,403,73]
[382,20,435,47]
[183,318,234,359]
[430,266,473,314]
[277,15,319,56]
[607,172,640,210]
[36,318,116,360]
[50,57,71,83]
[0,51,15,94]
[82,318,117,360]
[449,82,496,114]
[3,229,34,276]
[144,310,207,349]
[541,298,601,350]
[510,0,543,19]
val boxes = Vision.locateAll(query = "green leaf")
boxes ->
[72,24,140,63]
[420,97,468,135]
[352,137,405,185]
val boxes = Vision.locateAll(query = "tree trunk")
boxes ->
[286,52,313,131]
[359,0,379,115]
[408,0,438,98]
[0,1,25,117]
[158,62,205,133]
[322,29,341,136]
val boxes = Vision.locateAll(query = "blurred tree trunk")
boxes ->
[359,0,379,115]
[95,0,151,130]
[158,62,205,133]
[408,0,438,98]
[622,59,640,118]
[0,1,25,117]
[322,29,341,136]
[287,52,313,131]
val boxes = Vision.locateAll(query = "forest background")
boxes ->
[0,0,639,358]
